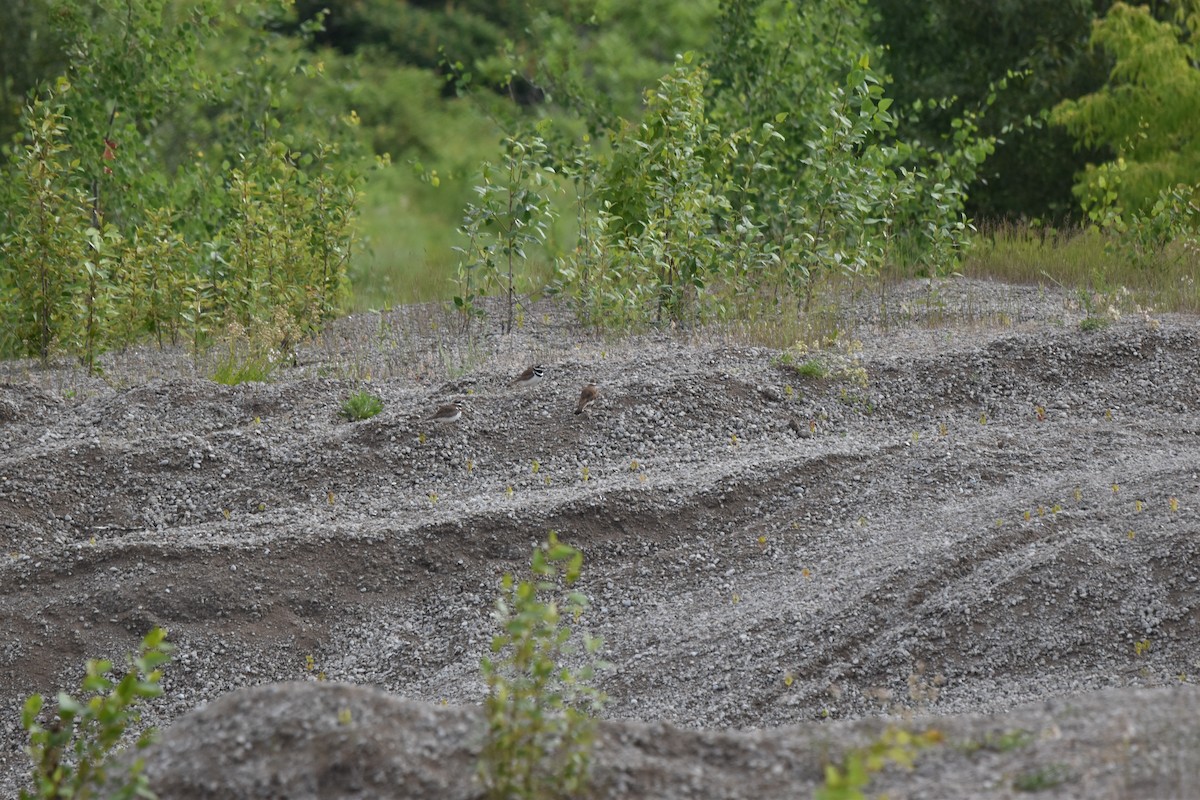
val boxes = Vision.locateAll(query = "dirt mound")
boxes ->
[2,278,1198,797]
[137,680,1200,799]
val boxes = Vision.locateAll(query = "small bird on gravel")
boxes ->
[428,400,465,425]
[788,416,813,439]
[511,364,545,389]
[575,384,599,416]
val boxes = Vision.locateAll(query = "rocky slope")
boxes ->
[2,278,1198,798]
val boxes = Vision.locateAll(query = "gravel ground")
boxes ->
[2,277,1199,798]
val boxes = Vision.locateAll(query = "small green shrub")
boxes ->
[1013,763,1073,792]
[1078,316,1111,333]
[207,314,298,385]
[21,627,173,800]
[479,531,607,800]
[795,359,830,380]
[816,727,942,800]
[341,390,384,421]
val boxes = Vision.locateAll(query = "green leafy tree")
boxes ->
[553,54,781,326]
[1052,1,1200,217]
[0,0,69,148]
[454,132,557,333]
[0,82,88,360]
[709,0,994,285]
[547,1,1001,327]
[0,0,365,365]
[869,0,1114,222]
[597,55,739,323]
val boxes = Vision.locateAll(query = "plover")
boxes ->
[511,364,544,388]
[429,400,465,424]
[575,384,599,415]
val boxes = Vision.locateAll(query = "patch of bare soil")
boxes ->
[2,278,1199,798]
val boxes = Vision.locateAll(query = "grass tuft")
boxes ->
[210,353,276,385]
[1078,316,1111,333]
[340,390,384,421]
[795,359,829,380]
[964,221,1200,313]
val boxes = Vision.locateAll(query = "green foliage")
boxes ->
[774,337,868,390]
[708,1,906,302]
[964,219,1200,314]
[0,0,69,148]
[522,0,720,124]
[209,353,277,386]
[546,2,1003,329]
[340,390,384,421]
[0,0,365,367]
[1013,763,1073,792]
[559,56,751,325]
[1052,2,1200,216]
[351,119,502,310]
[869,0,1111,222]
[816,727,941,800]
[206,311,299,385]
[783,56,906,301]
[479,531,607,800]
[0,80,89,362]
[1055,147,1200,282]
[286,0,720,311]
[454,133,557,333]
[1078,315,1111,332]
[1104,182,1200,271]
[795,360,830,380]
[20,627,173,800]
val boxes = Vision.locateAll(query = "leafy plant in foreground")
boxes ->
[479,532,607,800]
[21,627,173,800]
[817,727,942,800]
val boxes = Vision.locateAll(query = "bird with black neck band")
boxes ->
[511,364,545,389]
[428,399,465,425]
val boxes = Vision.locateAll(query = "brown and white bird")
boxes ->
[575,383,599,415]
[511,364,545,389]
[428,400,465,425]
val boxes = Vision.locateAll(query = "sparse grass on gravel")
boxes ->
[210,354,276,386]
[964,221,1200,313]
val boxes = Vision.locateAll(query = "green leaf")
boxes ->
[21,694,43,729]
[57,692,84,716]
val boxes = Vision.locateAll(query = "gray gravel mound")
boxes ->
[137,680,1200,799]
[2,277,1199,797]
